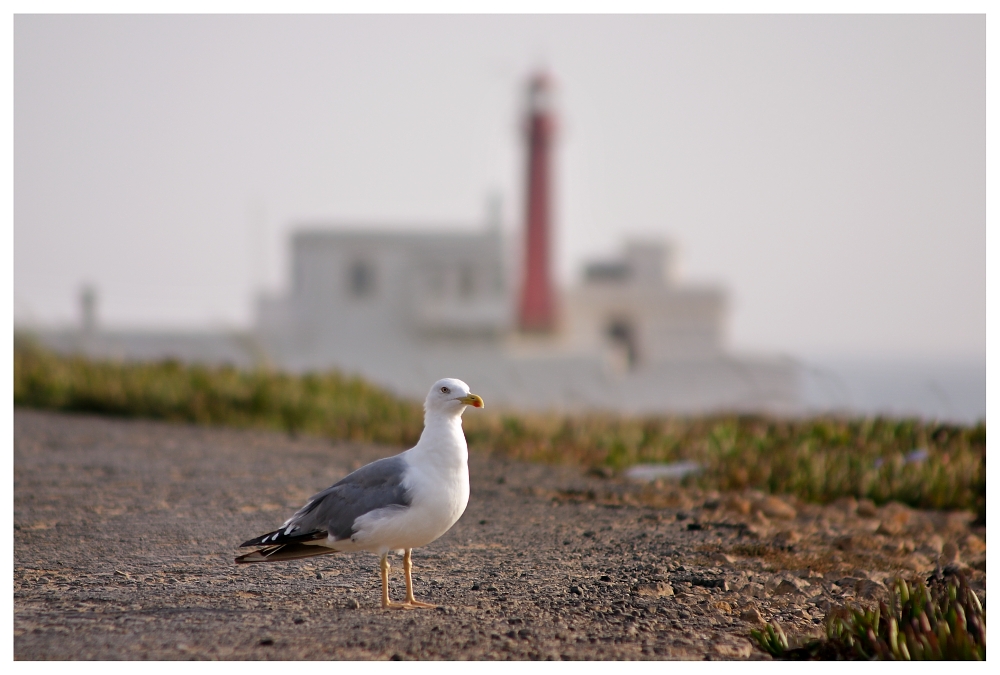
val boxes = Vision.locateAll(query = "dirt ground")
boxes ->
[14,409,986,660]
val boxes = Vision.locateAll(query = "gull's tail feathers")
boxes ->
[235,542,338,564]
[240,525,327,548]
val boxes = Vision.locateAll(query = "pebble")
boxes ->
[713,641,752,658]
[876,519,905,536]
[924,534,945,554]
[724,496,751,515]
[774,529,801,546]
[834,535,855,551]
[772,580,803,595]
[940,541,960,565]
[901,552,932,571]
[832,496,858,515]
[757,496,797,520]
[635,582,673,598]
[740,607,764,625]
[854,579,887,600]
[964,534,986,555]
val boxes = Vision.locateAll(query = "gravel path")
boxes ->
[14,409,986,660]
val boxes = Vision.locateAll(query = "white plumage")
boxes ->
[235,378,483,609]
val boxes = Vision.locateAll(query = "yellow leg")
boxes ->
[380,554,406,609]
[403,548,436,608]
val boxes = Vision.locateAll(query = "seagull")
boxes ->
[235,378,484,610]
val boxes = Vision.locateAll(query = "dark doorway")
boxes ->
[606,319,638,369]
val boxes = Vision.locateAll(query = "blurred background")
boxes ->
[13,14,985,422]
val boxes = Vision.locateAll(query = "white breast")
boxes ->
[347,421,470,554]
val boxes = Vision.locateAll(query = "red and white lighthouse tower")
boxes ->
[518,72,557,333]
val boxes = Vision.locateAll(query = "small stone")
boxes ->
[740,607,764,625]
[713,640,752,658]
[834,535,855,551]
[923,534,945,554]
[876,519,905,536]
[855,579,887,600]
[774,529,801,545]
[940,541,960,565]
[757,496,797,520]
[881,502,912,525]
[712,552,736,565]
[944,511,974,532]
[345,598,360,609]
[901,553,932,571]
[856,499,878,518]
[635,582,674,597]
[773,579,803,595]
[809,597,831,612]
[895,539,916,553]
[836,576,863,590]
[725,496,751,515]
[964,534,986,555]
[832,496,858,515]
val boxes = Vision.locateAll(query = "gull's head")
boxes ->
[425,378,484,416]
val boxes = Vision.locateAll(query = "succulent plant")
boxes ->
[752,569,985,660]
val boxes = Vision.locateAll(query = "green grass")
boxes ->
[14,337,985,514]
[13,336,424,446]
[752,571,986,660]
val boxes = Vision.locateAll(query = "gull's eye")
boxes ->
[440,386,450,394]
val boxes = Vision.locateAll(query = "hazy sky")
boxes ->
[14,14,985,361]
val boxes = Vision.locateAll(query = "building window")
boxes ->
[348,260,375,298]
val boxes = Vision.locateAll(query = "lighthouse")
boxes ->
[518,72,557,333]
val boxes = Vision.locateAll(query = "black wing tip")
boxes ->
[235,543,339,564]
[239,528,325,548]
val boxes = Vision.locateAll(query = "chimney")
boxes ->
[79,284,97,335]
[518,72,557,333]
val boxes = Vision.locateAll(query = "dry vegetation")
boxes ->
[14,336,985,518]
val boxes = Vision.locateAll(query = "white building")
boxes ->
[253,226,799,415]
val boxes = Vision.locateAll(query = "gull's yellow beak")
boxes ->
[458,393,484,409]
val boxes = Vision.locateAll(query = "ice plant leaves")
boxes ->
[752,570,985,660]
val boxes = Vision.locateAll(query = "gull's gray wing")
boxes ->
[240,454,411,548]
